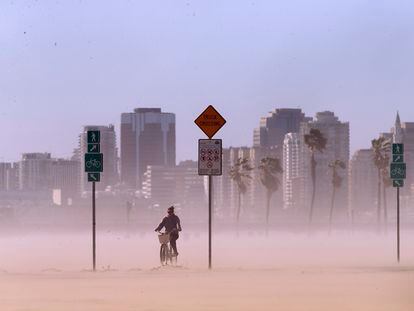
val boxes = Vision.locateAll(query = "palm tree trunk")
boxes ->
[329,185,336,235]
[236,190,241,223]
[265,190,272,236]
[383,183,388,234]
[377,169,381,231]
[309,152,317,225]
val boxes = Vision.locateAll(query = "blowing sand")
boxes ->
[1,229,413,310]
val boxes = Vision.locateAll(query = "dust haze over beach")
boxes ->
[1,224,414,311]
[2,0,414,310]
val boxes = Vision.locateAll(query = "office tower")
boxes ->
[79,125,118,192]
[121,108,175,189]
[141,161,204,209]
[49,159,81,195]
[298,111,350,213]
[19,152,81,196]
[0,163,19,191]
[349,149,378,215]
[283,133,301,209]
[253,108,310,149]
[19,153,52,191]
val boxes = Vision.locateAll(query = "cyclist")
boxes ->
[155,206,182,256]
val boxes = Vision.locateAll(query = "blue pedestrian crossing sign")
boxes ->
[85,153,103,173]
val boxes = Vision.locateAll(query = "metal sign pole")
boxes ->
[194,105,226,270]
[397,186,400,263]
[92,181,96,271]
[209,175,212,269]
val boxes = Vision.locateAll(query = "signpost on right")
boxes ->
[85,130,103,271]
[390,143,406,263]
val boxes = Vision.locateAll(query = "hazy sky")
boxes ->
[1,0,414,162]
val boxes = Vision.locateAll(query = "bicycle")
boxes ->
[86,159,101,169]
[157,231,177,266]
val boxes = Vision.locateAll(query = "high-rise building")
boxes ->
[283,133,301,209]
[225,146,279,220]
[79,125,118,192]
[19,153,52,191]
[253,108,310,149]
[121,108,175,189]
[213,147,232,216]
[298,111,350,214]
[141,161,204,209]
[349,149,378,215]
[50,159,81,195]
[19,153,81,196]
[0,162,19,191]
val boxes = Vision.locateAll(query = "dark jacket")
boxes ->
[155,214,182,233]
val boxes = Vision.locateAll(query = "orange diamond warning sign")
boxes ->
[194,105,226,139]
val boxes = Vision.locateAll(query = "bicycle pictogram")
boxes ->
[86,158,101,169]
[391,167,405,177]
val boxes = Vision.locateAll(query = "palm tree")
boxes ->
[304,128,327,224]
[371,137,391,227]
[258,157,283,233]
[229,157,253,223]
[328,159,346,233]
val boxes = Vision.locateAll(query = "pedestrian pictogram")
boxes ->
[87,131,100,144]
[194,105,226,139]
[392,143,404,155]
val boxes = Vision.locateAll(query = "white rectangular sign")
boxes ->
[198,139,222,176]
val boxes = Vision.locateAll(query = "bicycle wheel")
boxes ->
[170,247,177,265]
[160,244,168,266]
[168,245,177,265]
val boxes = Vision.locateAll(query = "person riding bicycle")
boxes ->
[155,206,182,256]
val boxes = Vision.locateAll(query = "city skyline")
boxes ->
[2,1,414,162]
[0,106,408,163]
